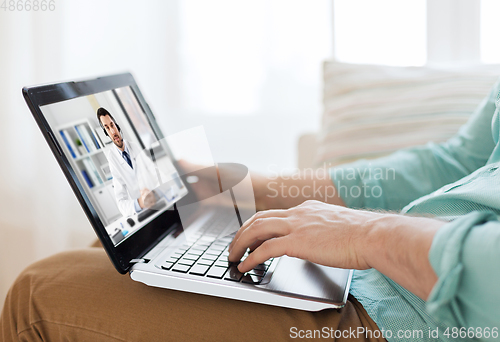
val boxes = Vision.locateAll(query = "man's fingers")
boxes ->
[228,217,290,262]
[229,209,288,251]
[237,237,289,273]
[249,240,263,252]
[229,216,289,258]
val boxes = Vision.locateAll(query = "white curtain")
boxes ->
[0,8,72,304]
[0,0,182,308]
[0,0,333,309]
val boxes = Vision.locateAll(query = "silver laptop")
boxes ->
[23,73,352,311]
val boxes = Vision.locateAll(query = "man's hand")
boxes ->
[228,200,374,273]
[138,188,156,209]
[228,199,444,300]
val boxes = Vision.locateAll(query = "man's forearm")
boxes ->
[252,169,345,210]
[362,214,445,300]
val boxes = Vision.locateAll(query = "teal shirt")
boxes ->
[330,79,500,341]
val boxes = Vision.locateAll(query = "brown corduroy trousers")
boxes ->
[0,246,386,341]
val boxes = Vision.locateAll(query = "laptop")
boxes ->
[23,73,352,311]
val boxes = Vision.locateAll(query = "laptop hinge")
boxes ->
[130,258,148,265]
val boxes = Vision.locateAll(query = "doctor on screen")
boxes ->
[97,107,159,217]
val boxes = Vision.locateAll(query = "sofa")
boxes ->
[298,61,500,169]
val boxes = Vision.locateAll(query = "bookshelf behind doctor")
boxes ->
[57,119,121,225]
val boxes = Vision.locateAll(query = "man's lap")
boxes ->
[0,248,385,341]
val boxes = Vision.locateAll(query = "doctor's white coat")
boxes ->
[104,140,163,217]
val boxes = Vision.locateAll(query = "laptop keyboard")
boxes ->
[159,212,273,284]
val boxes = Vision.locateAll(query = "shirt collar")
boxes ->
[115,140,130,156]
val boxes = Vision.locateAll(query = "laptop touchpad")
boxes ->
[266,256,350,303]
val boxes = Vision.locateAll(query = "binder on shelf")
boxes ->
[82,158,103,186]
[74,125,90,153]
[91,128,103,148]
[81,124,99,151]
[75,124,98,153]
[59,130,80,158]
[81,170,94,188]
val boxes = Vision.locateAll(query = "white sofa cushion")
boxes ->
[315,61,500,167]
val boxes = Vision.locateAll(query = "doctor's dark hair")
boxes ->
[97,107,121,136]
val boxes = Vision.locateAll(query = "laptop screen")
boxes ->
[39,86,188,247]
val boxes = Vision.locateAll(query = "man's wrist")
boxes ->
[359,213,443,299]
[360,213,419,269]
[355,212,391,269]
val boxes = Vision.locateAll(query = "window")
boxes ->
[480,0,500,64]
[333,0,426,66]
[178,0,333,115]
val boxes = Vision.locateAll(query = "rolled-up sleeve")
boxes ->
[330,79,498,211]
[427,211,500,330]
